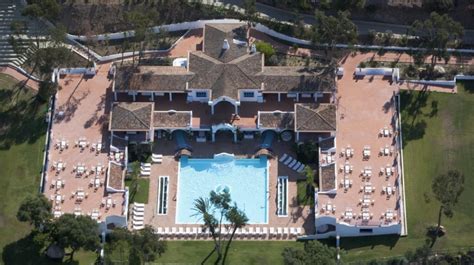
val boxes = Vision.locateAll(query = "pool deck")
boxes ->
[141,136,314,239]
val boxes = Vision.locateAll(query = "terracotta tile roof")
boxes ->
[188,52,262,99]
[114,66,192,92]
[203,23,248,63]
[320,164,336,191]
[258,67,336,92]
[153,111,192,128]
[258,111,294,130]
[295,103,336,132]
[110,102,153,131]
[108,162,125,191]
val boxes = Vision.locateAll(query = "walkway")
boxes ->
[0,65,39,90]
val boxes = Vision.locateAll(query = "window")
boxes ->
[196,91,207,98]
[359,228,373,233]
[243,92,255,98]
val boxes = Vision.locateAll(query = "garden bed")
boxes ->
[78,30,187,56]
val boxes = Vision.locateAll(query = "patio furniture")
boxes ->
[152,153,163,163]
[283,156,293,165]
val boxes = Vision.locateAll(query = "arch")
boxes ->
[211,123,237,142]
[209,96,240,115]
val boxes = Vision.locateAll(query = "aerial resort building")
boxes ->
[43,22,406,240]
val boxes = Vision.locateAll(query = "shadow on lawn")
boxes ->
[320,235,401,251]
[2,232,79,265]
[0,92,47,150]
[399,90,439,148]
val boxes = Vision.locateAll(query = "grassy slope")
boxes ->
[338,81,474,262]
[0,74,96,264]
[125,178,150,204]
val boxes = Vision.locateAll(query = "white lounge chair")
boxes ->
[289,227,296,237]
[297,164,306,173]
[262,227,268,238]
[171,227,177,235]
[157,227,163,235]
[140,171,151,176]
[288,160,297,168]
[185,227,192,236]
[269,227,276,237]
[279,153,288,162]
[277,227,283,236]
[164,227,170,236]
[133,210,144,217]
[284,157,293,165]
[132,220,143,226]
[296,227,302,235]
[178,227,185,236]
[141,163,151,167]
[192,227,198,236]
[133,215,144,221]
[292,162,302,170]
[134,202,145,207]
[255,227,261,238]
[283,227,289,237]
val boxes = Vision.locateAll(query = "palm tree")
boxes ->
[192,190,248,265]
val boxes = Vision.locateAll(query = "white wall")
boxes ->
[187,89,210,102]
[239,90,262,102]
[315,216,402,239]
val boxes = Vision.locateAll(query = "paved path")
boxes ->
[0,65,39,90]
[218,0,474,44]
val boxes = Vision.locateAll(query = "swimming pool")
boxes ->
[176,153,268,224]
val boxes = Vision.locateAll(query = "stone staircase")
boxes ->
[0,0,48,67]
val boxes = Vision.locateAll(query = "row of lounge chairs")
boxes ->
[156,226,302,239]
[140,163,151,176]
[279,154,306,173]
[132,203,145,230]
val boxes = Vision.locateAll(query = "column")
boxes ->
[211,103,215,115]
[114,91,117,101]
[278,93,281,102]
[296,132,300,142]
[234,103,238,115]
[233,131,237,143]
[132,93,136,101]
[169,92,172,101]
[296,93,299,102]
[212,131,216,142]
[151,93,154,102]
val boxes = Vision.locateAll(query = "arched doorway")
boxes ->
[211,123,237,142]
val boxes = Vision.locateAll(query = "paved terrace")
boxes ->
[44,64,125,220]
[140,136,315,239]
[317,54,402,226]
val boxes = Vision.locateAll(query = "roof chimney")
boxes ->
[222,39,230,50]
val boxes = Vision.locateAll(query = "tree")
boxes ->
[106,226,166,264]
[17,194,52,229]
[410,12,464,68]
[255,41,276,65]
[50,214,100,260]
[126,11,154,66]
[312,11,357,60]
[37,81,58,102]
[193,190,248,265]
[431,170,464,237]
[243,0,257,25]
[49,24,67,47]
[21,0,61,21]
[282,240,337,265]
[423,0,454,13]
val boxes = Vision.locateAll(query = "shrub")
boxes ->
[255,41,276,64]
[293,141,318,164]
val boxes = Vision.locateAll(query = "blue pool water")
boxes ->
[176,154,268,224]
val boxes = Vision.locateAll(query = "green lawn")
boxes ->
[337,81,474,262]
[156,241,304,265]
[125,178,150,204]
[0,74,96,264]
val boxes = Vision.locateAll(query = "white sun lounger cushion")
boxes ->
[279,154,288,162]
[292,162,302,170]
[288,160,297,168]
[284,157,293,165]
